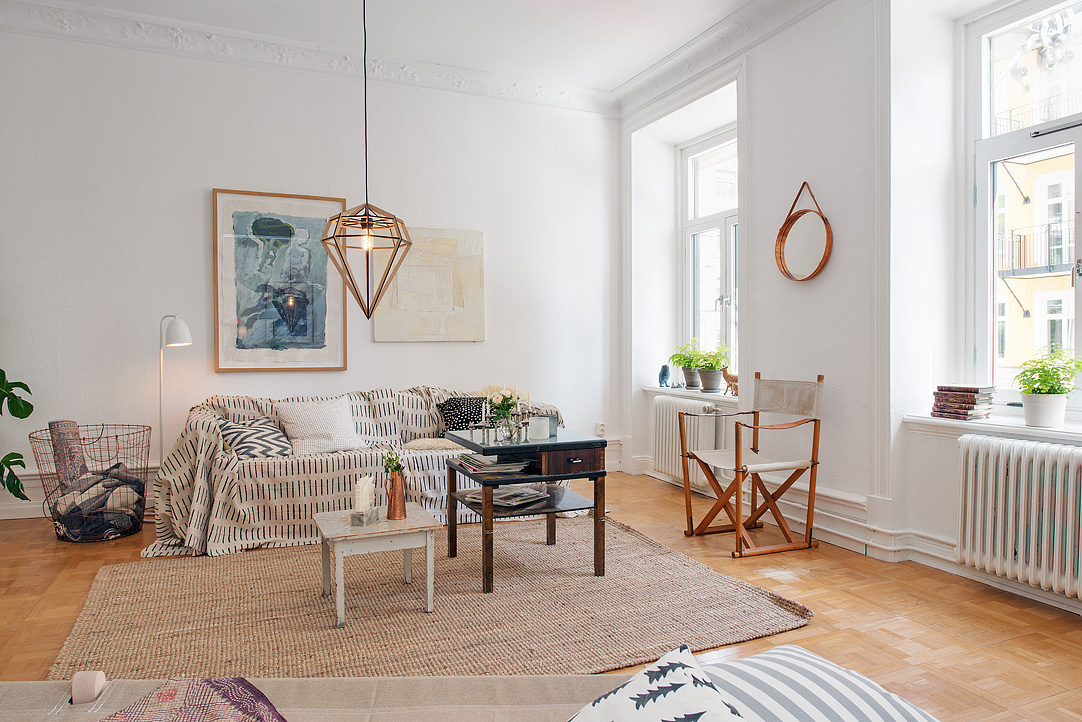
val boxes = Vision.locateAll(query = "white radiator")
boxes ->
[958,434,1082,600]
[652,396,716,488]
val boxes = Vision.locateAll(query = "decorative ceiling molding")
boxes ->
[0,0,621,116]
[614,0,830,116]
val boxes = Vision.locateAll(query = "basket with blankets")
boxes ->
[29,421,151,542]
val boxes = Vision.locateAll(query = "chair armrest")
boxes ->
[681,410,755,419]
[736,418,816,430]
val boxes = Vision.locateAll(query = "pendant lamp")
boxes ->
[321,0,412,319]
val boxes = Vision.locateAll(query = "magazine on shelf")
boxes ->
[464,485,549,508]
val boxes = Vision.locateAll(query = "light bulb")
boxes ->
[361,229,373,252]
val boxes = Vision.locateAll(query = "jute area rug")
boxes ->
[49,518,812,679]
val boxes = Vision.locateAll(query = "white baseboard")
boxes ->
[0,471,45,520]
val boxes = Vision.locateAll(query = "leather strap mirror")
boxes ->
[775,182,832,281]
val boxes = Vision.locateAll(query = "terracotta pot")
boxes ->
[386,471,407,520]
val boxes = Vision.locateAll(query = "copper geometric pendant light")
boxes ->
[321,0,412,319]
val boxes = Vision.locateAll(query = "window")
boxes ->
[969,0,1082,395]
[682,131,738,370]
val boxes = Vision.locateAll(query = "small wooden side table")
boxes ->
[314,502,441,627]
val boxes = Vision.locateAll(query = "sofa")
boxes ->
[143,386,562,558]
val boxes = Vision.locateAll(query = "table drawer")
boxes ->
[539,448,604,475]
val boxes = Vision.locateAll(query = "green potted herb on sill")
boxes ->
[695,346,731,394]
[1014,347,1082,428]
[669,339,702,389]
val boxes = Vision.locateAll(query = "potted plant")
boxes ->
[669,339,702,389]
[382,450,407,520]
[695,346,730,394]
[1,368,33,500]
[1014,347,1082,428]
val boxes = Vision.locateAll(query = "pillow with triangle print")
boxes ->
[568,644,742,722]
[219,416,293,459]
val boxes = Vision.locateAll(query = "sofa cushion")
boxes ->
[275,396,366,455]
[700,645,940,722]
[403,437,466,451]
[437,396,487,431]
[348,388,401,445]
[219,417,292,459]
[570,644,740,722]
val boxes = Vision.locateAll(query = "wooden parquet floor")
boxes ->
[2,472,1080,720]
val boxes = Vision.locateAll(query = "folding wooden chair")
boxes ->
[678,372,824,558]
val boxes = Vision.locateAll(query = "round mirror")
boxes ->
[775,208,832,281]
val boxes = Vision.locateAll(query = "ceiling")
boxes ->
[53,0,752,91]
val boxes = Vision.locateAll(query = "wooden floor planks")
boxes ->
[1,472,1080,720]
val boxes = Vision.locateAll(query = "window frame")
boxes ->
[678,126,738,361]
[964,0,1082,406]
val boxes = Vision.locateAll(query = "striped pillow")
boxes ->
[348,388,401,445]
[700,645,940,722]
[219,417,292,459]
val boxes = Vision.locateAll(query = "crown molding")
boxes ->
[614,0,830,116]
[0,0,620,116]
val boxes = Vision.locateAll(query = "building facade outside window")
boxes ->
[681,130,738,370]
[968,0,1082,398]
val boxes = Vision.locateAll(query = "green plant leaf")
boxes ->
[1,452,28,501]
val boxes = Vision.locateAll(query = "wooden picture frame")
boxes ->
[213,189,348,372]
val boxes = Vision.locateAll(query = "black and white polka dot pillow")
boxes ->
[437,396,486,431]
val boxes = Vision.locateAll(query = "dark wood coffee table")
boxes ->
[444,428,607,593]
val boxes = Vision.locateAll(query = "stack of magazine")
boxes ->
[463,485,549,508]
[457,453,529,474]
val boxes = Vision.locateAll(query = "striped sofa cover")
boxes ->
[142,386,563,558]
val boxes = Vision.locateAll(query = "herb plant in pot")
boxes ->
[669,339,702,389]
[695,346,730,394]
[1015,347,1082,428]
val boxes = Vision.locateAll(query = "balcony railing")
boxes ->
[996,221,1075,276]
[994,91,1082,135]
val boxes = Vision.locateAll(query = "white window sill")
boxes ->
[642,385,739,406]
[903,413,1082,445]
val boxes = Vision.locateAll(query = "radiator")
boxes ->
[652,396,716,488]
[958,434,1082,600]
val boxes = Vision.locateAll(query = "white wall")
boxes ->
[0,32,618,497]
[742,0,880,500]
[889,2,958,534]
[628,132,679,463]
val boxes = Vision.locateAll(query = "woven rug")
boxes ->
[49,518,813,679]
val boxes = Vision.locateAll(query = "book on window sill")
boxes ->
[937,385,994,394]
[463,486,549,508]
[933,401,993,411]
[933,391,993,403]
[930,410,991,421]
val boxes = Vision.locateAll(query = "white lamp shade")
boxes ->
[164,317,192,347]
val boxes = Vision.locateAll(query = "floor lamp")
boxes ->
[159,314,192,468]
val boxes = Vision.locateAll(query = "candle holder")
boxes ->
[350,507,380,526]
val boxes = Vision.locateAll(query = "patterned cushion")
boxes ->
[219,417,292,459]
[274,396,366,455]
[570,645,741,722]
[437,396,487,431]
[700,645,940,722]
[348,388,401,445]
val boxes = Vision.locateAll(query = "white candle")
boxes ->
[355,475,375,511]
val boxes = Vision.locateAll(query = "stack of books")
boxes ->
[932,385,993,420]
[463,485,548,508]
[457,453,529,474]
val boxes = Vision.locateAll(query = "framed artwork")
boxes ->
[214,189,348,372]
[372,228,485,342]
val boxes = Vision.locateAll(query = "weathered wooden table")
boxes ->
[314,503,441,627]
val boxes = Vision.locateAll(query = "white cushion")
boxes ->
[275,396,366,455]
[402,438,465,451]
[692,447,812,474]
[569,645,741,722]
[700,645,940,722]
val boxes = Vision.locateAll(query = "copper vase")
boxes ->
[386,471,406,520]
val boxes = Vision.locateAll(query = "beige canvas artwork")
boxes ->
[373,228,485,342]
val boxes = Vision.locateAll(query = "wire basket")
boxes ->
[29,422,151,543]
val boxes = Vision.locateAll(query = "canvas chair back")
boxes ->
[752,377,823,419]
